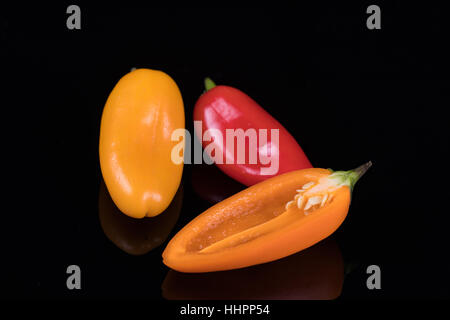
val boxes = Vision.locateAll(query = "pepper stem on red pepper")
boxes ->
[204,77,216,91]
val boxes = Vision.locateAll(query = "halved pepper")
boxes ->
[162,161,371,272]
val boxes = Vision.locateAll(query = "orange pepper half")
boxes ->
[99,69,184,218]
[162,161,371,272]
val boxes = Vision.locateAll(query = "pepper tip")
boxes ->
[354,161,372,179]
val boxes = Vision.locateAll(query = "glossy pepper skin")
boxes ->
[163,162,371,273]
[193,78,312,186]
[99,69,184,218]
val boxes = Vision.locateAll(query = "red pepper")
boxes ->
[193,78,312,186]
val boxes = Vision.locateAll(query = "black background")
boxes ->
[1,2,449,303]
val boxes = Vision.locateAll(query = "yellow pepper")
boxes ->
[99,69,184,218]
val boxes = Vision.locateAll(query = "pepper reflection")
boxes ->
[98,181,183,255]
[162,238,343,300]
[191,163,245,204]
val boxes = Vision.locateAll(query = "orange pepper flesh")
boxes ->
[162,162,371,272]
[99,69,184,218]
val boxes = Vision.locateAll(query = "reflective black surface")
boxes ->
[2,3,449,300]
[98,181,183,256]
[162,238,344,300]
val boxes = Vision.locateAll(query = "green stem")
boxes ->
[329,161,372,192]
[204,77,216,91]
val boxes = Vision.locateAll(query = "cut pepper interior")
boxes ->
[163,162,371,272]
[191,176,338,255]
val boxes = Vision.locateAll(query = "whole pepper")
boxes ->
[99,69,184,218]
[193,78,312,186]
